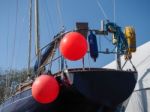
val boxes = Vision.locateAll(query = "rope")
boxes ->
[96,0,108,19]
[121,59,137,72]
[129,59,137,72]
[121,60,128,69]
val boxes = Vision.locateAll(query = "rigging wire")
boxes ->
[42,3,51,37]
[27,0,32,76]
[56,0,64,30]
[48,40,58,72]
[45,0,55,37]
[6,3,10,70]
[96,0,116,52]
[6,0,19,97]
[113,0,116,23]
[56,0,64,72]
[104,35,112,43]
[10,0,19,70]
[96,0,109,19]
[5,0,10,97]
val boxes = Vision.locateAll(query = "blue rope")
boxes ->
[106,22,128,54]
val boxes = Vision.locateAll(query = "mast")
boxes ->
[27,0,32,75]
[34,0,41,70]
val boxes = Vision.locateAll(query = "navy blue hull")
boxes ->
[0,68,137,112]
[0,87,99,112]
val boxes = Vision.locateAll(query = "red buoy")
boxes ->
[32,74,59,104]
[59,32,88,61]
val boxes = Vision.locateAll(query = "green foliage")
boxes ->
[0,68,34,104]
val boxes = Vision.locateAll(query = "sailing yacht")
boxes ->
[0,0,137,112]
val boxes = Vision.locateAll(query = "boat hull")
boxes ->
[0,68,137,112]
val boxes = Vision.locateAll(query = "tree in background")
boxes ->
[0,68,34,104]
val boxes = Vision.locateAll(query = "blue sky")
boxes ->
[0,0,149,71]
